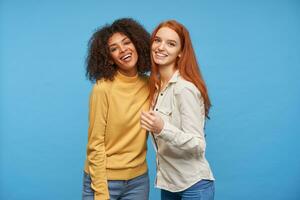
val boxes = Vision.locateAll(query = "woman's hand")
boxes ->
[141,111,164,134]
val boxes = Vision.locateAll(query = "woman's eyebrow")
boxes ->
[109,36,129,47]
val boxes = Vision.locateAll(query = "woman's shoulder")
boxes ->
[92,79,113,94]
[174,76,200,95]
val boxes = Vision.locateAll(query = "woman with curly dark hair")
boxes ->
[82,18,151,200]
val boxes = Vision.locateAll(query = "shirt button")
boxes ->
[155,108,158,111]
[160,93,163,96]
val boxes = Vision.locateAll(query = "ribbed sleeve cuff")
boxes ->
[95,192,110,200]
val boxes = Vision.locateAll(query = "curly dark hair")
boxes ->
[86,18,151,82]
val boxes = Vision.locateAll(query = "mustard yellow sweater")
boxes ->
[84,71,149,200]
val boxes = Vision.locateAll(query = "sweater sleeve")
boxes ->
[87,83,110,200]
[156,85,206,154]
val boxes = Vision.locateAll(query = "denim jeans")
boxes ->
[82,171,149,200]
[161,179,215,200]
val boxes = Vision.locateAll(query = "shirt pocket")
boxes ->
[158,107,172,115]
[157,107,172,122]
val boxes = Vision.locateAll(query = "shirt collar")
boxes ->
[169,70,180,83]
[155,70,180,89]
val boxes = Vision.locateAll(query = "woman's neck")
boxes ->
[159,64,176,88]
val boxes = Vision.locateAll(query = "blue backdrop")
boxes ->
[1,0,299,199]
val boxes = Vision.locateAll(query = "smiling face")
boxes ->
[151,27,182,68]
[108,32,138,76]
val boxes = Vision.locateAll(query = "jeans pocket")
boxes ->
[83,172,94,194]
[192,180,213,190]
[198,181,214,200]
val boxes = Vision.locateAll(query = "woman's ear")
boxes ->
[178,50,183,58]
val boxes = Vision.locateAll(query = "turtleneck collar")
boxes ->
[115,70,139,83]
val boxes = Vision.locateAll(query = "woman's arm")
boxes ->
[158,86,206,153]
[87,84,110,200]
[141,85,206,154]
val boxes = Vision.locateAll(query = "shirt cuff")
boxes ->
[155,120,176,143]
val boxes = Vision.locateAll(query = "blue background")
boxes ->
[1,0,299,199]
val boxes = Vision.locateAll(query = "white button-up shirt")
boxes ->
[151,70,214,192]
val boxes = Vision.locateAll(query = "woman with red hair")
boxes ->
[141,20,215,200]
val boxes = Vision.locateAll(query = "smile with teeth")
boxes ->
[155,51,168,58]
[120,53,132,61]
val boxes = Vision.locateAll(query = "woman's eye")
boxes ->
[154,38,160,43]
[168,42,176,47]
[110,48,117,52]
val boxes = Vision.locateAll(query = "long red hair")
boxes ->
[149,20,211,118]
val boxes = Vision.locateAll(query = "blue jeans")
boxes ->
[82,171,149,200]
[161,179,215,200]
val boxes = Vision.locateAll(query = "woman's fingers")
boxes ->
[142,111,156,121]
[141,120,152,131]
[141,112,153,130]
[141,124,151,131]
[141,112,155,125]
[141,111,163,133]
[140,116,151,126]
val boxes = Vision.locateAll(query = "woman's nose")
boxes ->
[120,45,127,52]
[158,42,165,50]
